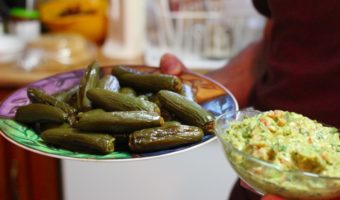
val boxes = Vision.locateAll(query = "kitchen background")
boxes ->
[0,0,265,199]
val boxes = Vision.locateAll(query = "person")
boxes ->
[206,0,340,199]
[161,0,339,199]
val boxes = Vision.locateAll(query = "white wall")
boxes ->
[62,139,237,200]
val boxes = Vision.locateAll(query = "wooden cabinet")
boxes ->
[0,89,61,200]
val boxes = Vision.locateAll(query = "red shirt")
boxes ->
[251,0,340,128]
[231,1,340,199]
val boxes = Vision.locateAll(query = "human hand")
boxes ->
[260,195,285,200]
[159,53,188,76]
[240,180,340,200]
[240,180,283,200]
[261,195,340,200]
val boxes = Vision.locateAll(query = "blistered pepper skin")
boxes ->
[157,90,215,134]
[129,125,203,153]
[77,110,164,133]
[41,128,115,154]
[87,88,160,113]
[15,103,67,124]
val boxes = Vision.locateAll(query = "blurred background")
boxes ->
[0,0,264,199]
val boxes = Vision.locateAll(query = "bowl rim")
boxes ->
[215,109,340,180]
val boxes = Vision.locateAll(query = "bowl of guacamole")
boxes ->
[215,109,340,200]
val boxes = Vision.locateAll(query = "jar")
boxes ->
[9,7,41,41]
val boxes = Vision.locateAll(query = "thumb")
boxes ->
[261,195,285,200]
[159,53,188,76]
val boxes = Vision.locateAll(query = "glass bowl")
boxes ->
[215,110,340,200]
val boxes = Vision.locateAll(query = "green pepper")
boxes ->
[129,125,204,153]
[77,61,100,111]
[77,110,163,133]
[118,73,183,93]
[87,88,160,113]
[158,90,215,134]
[27,87,77,125]
[41,128,115,154]
[15,103,67,124]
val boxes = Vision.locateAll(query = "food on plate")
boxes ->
[117,73,183,93]
[129,124,204,153]
[77,61,100,111]
[41,128,115,154]
[28,87,77,116]
[87,88,160,113]
[27,87,77,125]
[111,65,142,78]
[15,104,67,124]
[158,90,215,134]
[13,62,213,155]
[118,87,137,97]
[54,85,79,102]
[76,110,164,133]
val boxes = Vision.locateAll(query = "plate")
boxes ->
[0,65,238,161]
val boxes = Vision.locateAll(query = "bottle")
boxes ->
[9,7,40,41]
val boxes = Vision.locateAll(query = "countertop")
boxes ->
[0,51,144,88]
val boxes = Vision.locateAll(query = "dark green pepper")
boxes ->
[53,85,79,103]
[34,123,70,134]
[158,90,215,134]
[138,95,148,101]
[129,125,204,153]
[162,121,181,127]
[111,65,141,78]
[27,87,77,114]
[15,103,67,124]
[77,61,100,111]
[148,94,175,121]
[27,87,77,125]
[87,88,160,113]
[119,87,137,97]
[77,108,105,118]
[41,128,115,154]
[77,111,163,133]
[118,73,183,93]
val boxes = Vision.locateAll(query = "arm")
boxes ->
[206,20,272,108]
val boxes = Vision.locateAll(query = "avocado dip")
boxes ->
[221,110,340,199]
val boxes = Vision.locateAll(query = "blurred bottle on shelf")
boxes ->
[4,0,41,41]
[39,0,108,44]
[102,0,146,59]
[9,7,40,41]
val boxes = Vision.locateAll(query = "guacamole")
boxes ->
[221,110,340,199]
